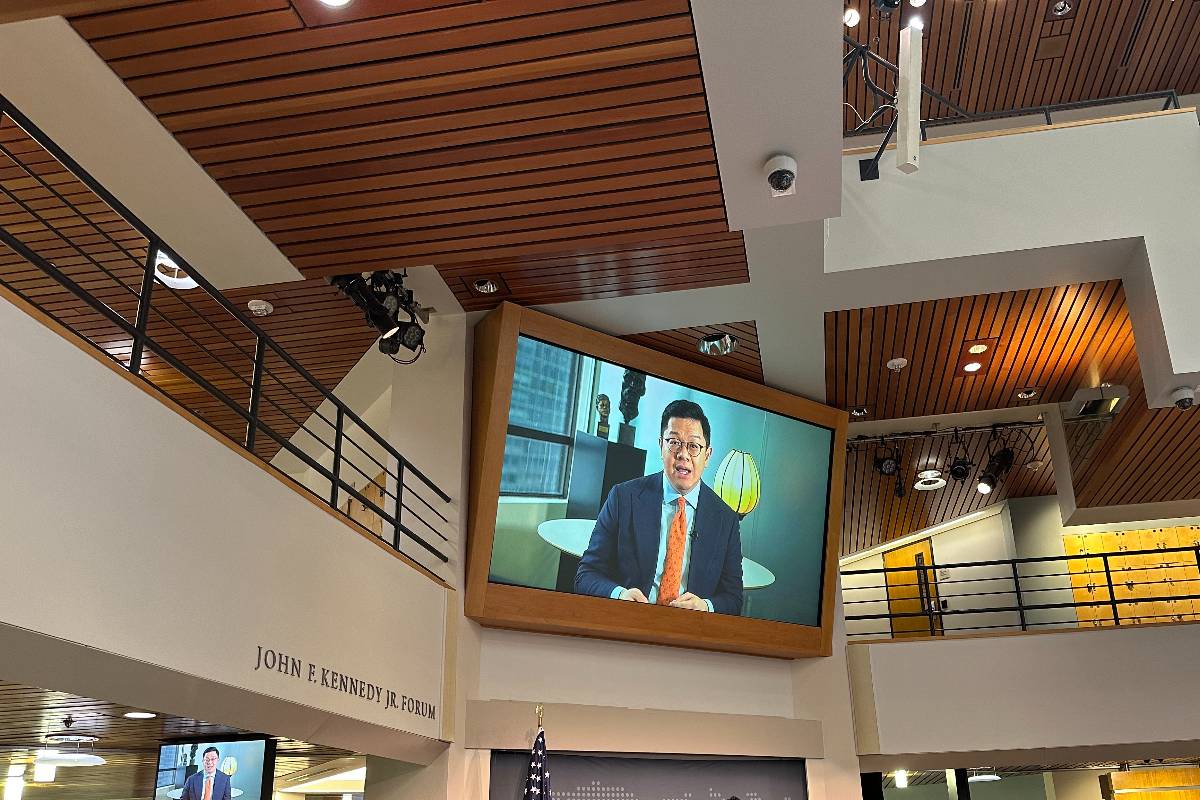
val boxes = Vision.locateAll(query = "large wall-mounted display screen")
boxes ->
[489,335,834,627]
[155,739,273,800]
[466,303,846,658]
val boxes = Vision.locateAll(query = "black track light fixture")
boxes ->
[874,446,901,476]
[976,447,1014,495]
[331,270,427,363]
[948,456,974,482]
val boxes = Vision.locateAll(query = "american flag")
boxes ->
[523,728,552,799]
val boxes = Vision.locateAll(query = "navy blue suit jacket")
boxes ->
[574,472,743,615]
[180,771,231,800]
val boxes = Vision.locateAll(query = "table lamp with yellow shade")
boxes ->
[714,449,761,520]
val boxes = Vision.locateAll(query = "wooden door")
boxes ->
[883,539,943,638]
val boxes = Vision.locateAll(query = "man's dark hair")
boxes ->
[203,747,219,758]
[660,399,711,445]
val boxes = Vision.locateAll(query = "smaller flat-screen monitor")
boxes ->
[155,738,274,800]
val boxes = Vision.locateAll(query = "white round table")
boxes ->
[537,518,776,589]
[166,789,243,799]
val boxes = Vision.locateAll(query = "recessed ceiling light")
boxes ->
[472,278,499,295]
[1016,387,1039,400]
[962,361,983,373]
[1025,459,1045,471]
[968,343,988,354]
[909,0,926,6]
[915,469,944,489]
[1051,0,1071,15]
[247,299,273,317]
[153,251,198,290]
[894,770,909,789]
[886,357,909,372]
[122,712,156,720]
[843,7,861,25]
[698,332,738,356]
[318,0,352,7]
[850,405,870,418]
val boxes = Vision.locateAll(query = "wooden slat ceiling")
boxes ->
[843,0,1200,132]
[64,0,749,309]
[828,280,1200,554]
[622,319,764,383]
[0,113,376,463]
[0,680,351,800]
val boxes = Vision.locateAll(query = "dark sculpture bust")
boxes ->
[619,369,647,423]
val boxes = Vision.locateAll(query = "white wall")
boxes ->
[1050,769,1107,800]
[843,553,889,639]
[929,505,1021,634]
[828,111,1200,405]
[0,17,298,289]
[0,293,450,756]
[851,623,1200,759]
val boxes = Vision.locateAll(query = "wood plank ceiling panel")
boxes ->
[0,114,376,463]
[621,319,764,383]
[842,0,1200,133]
[828,280,1200,554]
[65,0,748,306]
[0,679,351,800]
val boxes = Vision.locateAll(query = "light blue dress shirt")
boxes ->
[609,473,715,611]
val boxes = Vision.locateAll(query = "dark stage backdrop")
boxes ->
[490,752,808,800]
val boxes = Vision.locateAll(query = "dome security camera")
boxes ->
[763,154,797,197]
[1170,385,1196,410]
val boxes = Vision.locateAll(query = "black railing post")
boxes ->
[128,244,157,375]
[1102,554,1121,625]
[1011,561,1028,631]
[393,462,406,551]
[330,406,345,510]
[1044,108,1053,125]
[244,336,266,451]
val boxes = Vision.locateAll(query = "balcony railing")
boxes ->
[0,94,451,572]
[843,544,1200,640]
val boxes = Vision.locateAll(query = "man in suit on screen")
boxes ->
[575,399,743,614]
[180,747,232,800]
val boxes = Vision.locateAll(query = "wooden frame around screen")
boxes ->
[465,303,847,659]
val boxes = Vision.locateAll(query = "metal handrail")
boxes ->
[0,94,451,567]
[843,544,1200,639]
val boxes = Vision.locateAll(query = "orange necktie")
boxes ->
[657,497,688,605]
[202,777,213,800]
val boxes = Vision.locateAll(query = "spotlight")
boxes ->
[874,447,900,476]
[948,456,974,482]
[331,271,426,362]
[976,447,1014,495]
[844,6,861,25]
